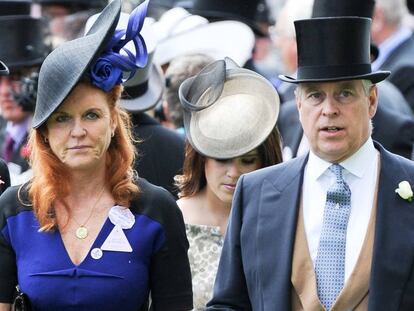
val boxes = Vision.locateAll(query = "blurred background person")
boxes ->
[175,58,283,310]
[163,53,214,134]
[270,0,314,104]
[33,0,108,48]
[0,14,50,184]
[372,0,414,111]
[0,61,11,195]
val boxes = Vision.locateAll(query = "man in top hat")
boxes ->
[207,14,414,311]
[278,0,414,161]
[0,15,50,182]
[0,61,11,195]
[34,0,107,48]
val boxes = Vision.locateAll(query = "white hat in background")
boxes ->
[153,7,255,67]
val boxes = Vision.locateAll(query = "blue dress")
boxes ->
[0,179,193,311]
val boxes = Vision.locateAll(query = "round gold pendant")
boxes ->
[76,226,88,239]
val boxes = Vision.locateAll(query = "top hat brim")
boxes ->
[120,63,164,112]
[32,0,121,129]
[279,70,390,84]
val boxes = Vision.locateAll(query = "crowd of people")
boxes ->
[0,0,414,310]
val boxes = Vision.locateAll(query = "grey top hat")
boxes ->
[179,57,280,159]
[0,61,9,76]
[32,0,122,129]
[121,52,165,112]
[278,17,390,84]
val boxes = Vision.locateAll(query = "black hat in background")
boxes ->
[0,61,9,76]
[311,0,379,60]
[0,0,32,16]
[175,0,268,37]
[278,17,390,83]
[0,15,51,71]
[407,0,414,14]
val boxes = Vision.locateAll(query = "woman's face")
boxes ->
[204,149,262,205]
[45,83,116,172]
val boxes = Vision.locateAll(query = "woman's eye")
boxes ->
[55,115,69,123]
[85,111,99,120]
[241,157,258,165]
[215,158,231,164]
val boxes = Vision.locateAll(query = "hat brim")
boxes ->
[184,69,280,159]
[0,61,9,76]
[153,20,255,66]
[32,0,121,129]
[120,63,164,112]
[278,71,390,84]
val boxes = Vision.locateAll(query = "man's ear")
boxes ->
[368,84,379,119]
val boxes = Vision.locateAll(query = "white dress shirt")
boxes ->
[302,138,379,283]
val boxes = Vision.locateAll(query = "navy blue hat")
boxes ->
[33,0,121,128]
[279,17,390,84]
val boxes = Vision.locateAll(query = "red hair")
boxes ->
[26,83,139,231]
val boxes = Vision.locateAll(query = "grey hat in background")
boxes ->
[0,61,9,76]
[179,57,280,159]
[32,0,121,129]
[121,52,165,112]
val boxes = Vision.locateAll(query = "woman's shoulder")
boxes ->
[0,184,33,226]
[129,178,182,224]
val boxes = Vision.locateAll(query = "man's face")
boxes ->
[296,80,378,163]
[0,74,30,124]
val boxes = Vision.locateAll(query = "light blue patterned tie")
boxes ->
[315,164,351,310]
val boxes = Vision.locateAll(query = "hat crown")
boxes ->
[0,16,50,69]
[312,0,375,18]
[296,17,371,70]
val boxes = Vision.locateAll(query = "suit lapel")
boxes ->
[257,156,308,310]
[369,144,414,311]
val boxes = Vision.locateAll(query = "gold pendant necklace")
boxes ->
[72,186,105,240]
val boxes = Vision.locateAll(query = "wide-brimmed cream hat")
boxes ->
[179,57,280,159]
[153,7,255,67]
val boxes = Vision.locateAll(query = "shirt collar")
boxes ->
[307,138,377,180]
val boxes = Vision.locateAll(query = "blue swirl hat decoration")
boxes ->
[33,0,150,129]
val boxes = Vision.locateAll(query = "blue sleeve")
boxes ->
[206,175,252,310]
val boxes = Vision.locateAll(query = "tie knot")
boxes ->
[329,164,344,180]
